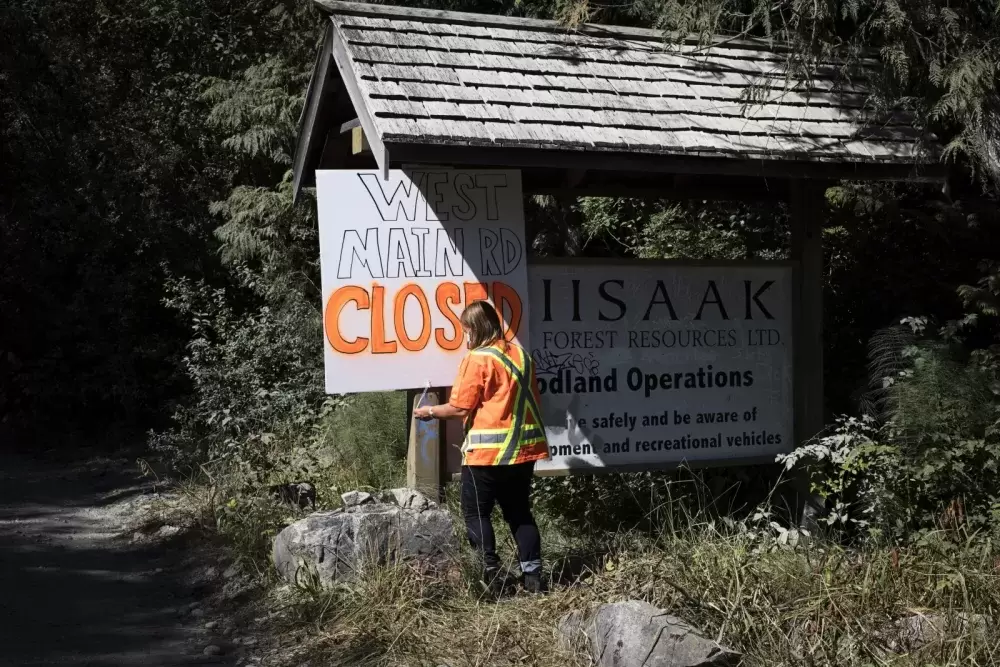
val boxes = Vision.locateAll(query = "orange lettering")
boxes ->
[492,282,522,342]
[324,286,370,354]
[464,282,488,305]
[435,282,463,351]
[394,284,431,352]
[326,281,517,357]
[371,284,397,354]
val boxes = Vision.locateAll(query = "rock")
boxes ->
[203,644,224,656]
[205,621,219,630]
[273,502,457,586]
[340,490,374,507]
[558,600,739,667]
[190,608,206,619]
[223,564,240,580]
[221,576,253,603]
[388,487,433,511]
[157,525,182,538]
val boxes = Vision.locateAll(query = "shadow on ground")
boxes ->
[0,453,233,666]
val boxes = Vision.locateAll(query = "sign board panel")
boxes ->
[529,262,793,472]
[316,169,529,393]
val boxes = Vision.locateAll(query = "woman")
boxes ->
[413,300,550,594]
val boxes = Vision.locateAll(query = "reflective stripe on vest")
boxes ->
[464,344,546,466]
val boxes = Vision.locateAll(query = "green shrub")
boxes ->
[310,391,408,493]
[782,314,1000,542]
[533,464,785,538]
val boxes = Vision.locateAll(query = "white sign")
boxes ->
[529,262,793,472]
[316,169,529,393]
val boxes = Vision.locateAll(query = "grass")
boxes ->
[241,526,1000,667]
[157,392,1000,666]
[195,474,1000,667]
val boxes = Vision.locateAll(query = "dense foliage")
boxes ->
[4,0,1000,543]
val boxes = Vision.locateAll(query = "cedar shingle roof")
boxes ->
[316,1,931,164]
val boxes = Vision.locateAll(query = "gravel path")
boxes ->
[0,453,240,666]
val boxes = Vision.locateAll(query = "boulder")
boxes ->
[273,491,456,586]
[156,524,182,539]
[388,487,434,511]
[340,490,374,507]
[559,600,739,667]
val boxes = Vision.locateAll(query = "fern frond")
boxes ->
[862,324,914,421]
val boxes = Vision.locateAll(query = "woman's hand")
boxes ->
[412,403,470,421]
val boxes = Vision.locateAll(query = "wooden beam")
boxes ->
[563,169,588,189]
[790,180,827,531]
[790,181,825,444]
[351,126,370,155]
[329,23,387,176]
[386,142,949,184]
[529,181,788,201]
[406,390,444,500]
[291,26,338,203]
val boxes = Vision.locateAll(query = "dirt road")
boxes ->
[0,453,239,666]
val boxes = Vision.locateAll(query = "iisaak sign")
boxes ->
[527,261,793,473]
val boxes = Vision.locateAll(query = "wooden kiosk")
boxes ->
[292,1,945,514]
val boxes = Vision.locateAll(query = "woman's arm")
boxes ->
[415,353,482,421]
[413,403,469,421]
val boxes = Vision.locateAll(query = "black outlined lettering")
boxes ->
[358,172,422,222]
[499,228,522,272]
[337,228,384,279]
[386,228,416,279]
[479,228,502,275]
[435,228,464,277]
[410,228,432,277]
[475,173,507,220]
[452,173,477,221]
[424,172,451,222]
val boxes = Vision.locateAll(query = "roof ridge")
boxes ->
[314,0,795,54]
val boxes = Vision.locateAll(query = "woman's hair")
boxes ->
[460,300,505,349]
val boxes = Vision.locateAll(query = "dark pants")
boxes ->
[460,462,542,574]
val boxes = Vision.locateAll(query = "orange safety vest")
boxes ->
[462,343,550,466]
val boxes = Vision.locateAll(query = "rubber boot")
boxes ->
[522,571,548,594]
[483,566,504,597]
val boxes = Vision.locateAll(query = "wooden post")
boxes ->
[406,389,445,501]
[789,180,826,532]
[350,125,370,155]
